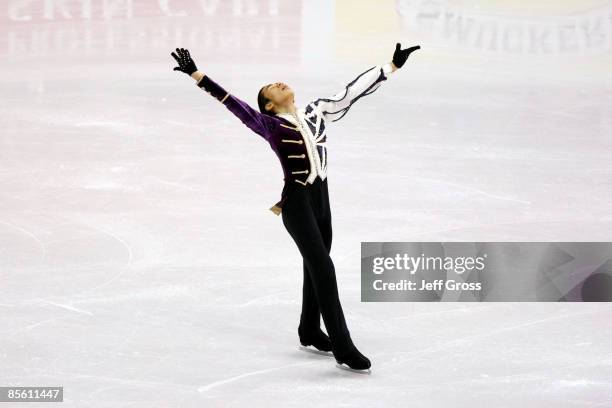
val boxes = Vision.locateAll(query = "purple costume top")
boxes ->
[196,62,395,215]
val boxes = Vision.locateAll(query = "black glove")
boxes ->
[392,43,420,69]
[171,47,198,76]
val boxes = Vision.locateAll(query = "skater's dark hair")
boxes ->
[257,85,275,116]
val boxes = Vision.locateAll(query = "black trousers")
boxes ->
[281,176,355,356]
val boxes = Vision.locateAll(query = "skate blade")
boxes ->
[298,345,333,357]
[335,363,372,375]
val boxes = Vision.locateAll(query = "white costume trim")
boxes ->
[276,62,395,184]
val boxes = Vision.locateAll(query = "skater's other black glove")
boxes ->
[392,43,421,69]
[171,47,198,76]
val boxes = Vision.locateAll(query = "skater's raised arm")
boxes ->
[194,72,279,140]
[171,48,277,140]
[309,43,420,123]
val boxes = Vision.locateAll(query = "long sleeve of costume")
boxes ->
[196,75,278,140]
[309,62,395,123]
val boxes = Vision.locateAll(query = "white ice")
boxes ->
[1,0,611,407]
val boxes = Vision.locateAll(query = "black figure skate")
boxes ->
[334,347,372,374]
[298,327,333,356]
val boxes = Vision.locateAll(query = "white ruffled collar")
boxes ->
[275,107,305,126]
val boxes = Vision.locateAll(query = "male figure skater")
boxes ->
[171,44,420,371]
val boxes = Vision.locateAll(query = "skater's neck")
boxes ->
[275,104,297,116]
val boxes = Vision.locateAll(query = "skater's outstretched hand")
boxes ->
[171,47,198,76]
[391,43,421,69]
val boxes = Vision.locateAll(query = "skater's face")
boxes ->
[262,82,294,113]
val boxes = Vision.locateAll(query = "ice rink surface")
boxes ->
[1,0,612,406]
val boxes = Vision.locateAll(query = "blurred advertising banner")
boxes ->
[361,242,612,302]
[1,0,302,61]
